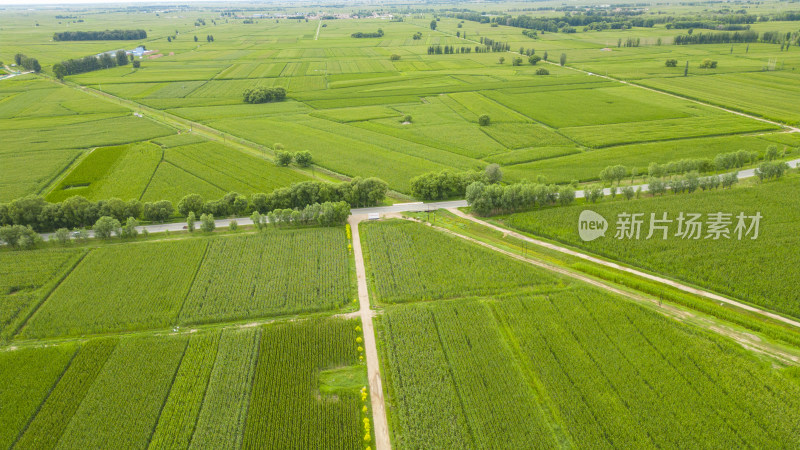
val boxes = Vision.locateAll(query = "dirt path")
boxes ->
[449,208,800,329]
[315,19,322,40]
[540,59,800,133]
[348,215,391,450]
[410,215,800,365]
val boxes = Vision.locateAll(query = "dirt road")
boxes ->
[348,214,391,450]
[448,208,800,329]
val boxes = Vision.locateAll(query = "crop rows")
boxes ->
[181,229,351,324]
[16,338,119,449]
[0,343,77,448]
[379,288,800,448]
[502,176,800,317]
[360,220,561,303]
[493,287,800,447]
[54,335,187,449]
[22,239,207,338]
[189,328,260,450]
[149,331,222,450]
[243,318,363,449]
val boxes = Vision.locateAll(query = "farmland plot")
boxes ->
[21,239,207,338]
[500,176,800,317]
[181,229,351,324]
[360,220,562,303]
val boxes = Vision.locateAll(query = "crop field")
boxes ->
[360,220,563,303]
[3,3,800,448]
[378,288,800,448]
[3,5,795,200]
[499,175,800,318]
[0,317,367,449]
[13,227,351,339]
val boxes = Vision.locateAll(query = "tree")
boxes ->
[275,151,293,166]
[53,63,67,80]
[558,186,575,205]
[54,228,71,245]
[622,186,635,200]
[116,50,128,66]
[586,185,604,203]
[132,60,141,68]
[121,217,139,238]
[207,35,214,42]
[559,53,567,66]
[200,213,215,232]
[178,193,204,216]
[498,56,505,64]
[0,225,40,249]
[143,200,173,222]
[543,51,548,61]
[430,20,437,30]
[93,216,121,239]
[699,59,718,68]
[167,36,172,42]
[229,219,238,231]
[187,212,196,232]
[684,60,689,76]
[665,59,678,67]
[194,35,199,42]
[294,151,313,167]
[401,114,412,123]
[478,114,491,126]
[390,54,401,61]
[535,68,549,75]
[529,55,541,65]
[251,211,262,230]
[512,57,523,66]
[484,164,503,184]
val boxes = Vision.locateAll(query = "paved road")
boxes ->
[39,159,798,241]
[348,215,391,450]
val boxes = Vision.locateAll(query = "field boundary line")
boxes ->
[139,146,164,201]
[176,240,211,322]
[186,330,223,449]
[487,303,573,448]
[36,149,86,198]
[410,215,800,365]
[449,209,800,329]
[540,59,800,134]
[428,310,479,447]
[146,336,191,448]
[11,345,80,448]
[349,215,391,450]
[10,250,89,339]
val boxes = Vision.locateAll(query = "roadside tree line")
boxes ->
[0,178,387,233]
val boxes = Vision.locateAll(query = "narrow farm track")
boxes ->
[411,215,800,365]
[539,59,800,133]
[447,208,800,330]
[315,19,322,40]
[348,215,391,450]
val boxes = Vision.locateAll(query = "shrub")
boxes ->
[535,68,549,75]
[478,114,491,126]
[665,59,678,67]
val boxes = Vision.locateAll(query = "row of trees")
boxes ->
[53,50,132,79]
[351,29,383,38]
[466,181,576,216]
[256,201,350,227]
[242,87,287,104]
[53,29,147,41]
[13,53,41,72]
[410,164,503,200]
[674,30,759,44]
[275,149,312,167]
[0,178,387,232]
[597,146,785,184]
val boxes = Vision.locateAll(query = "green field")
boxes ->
[4,5,796,200]
[378,289,800,448]
[2,3,800,448]
[16,227,351,339]
[1,317,367,449]
[498,175,800,318]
